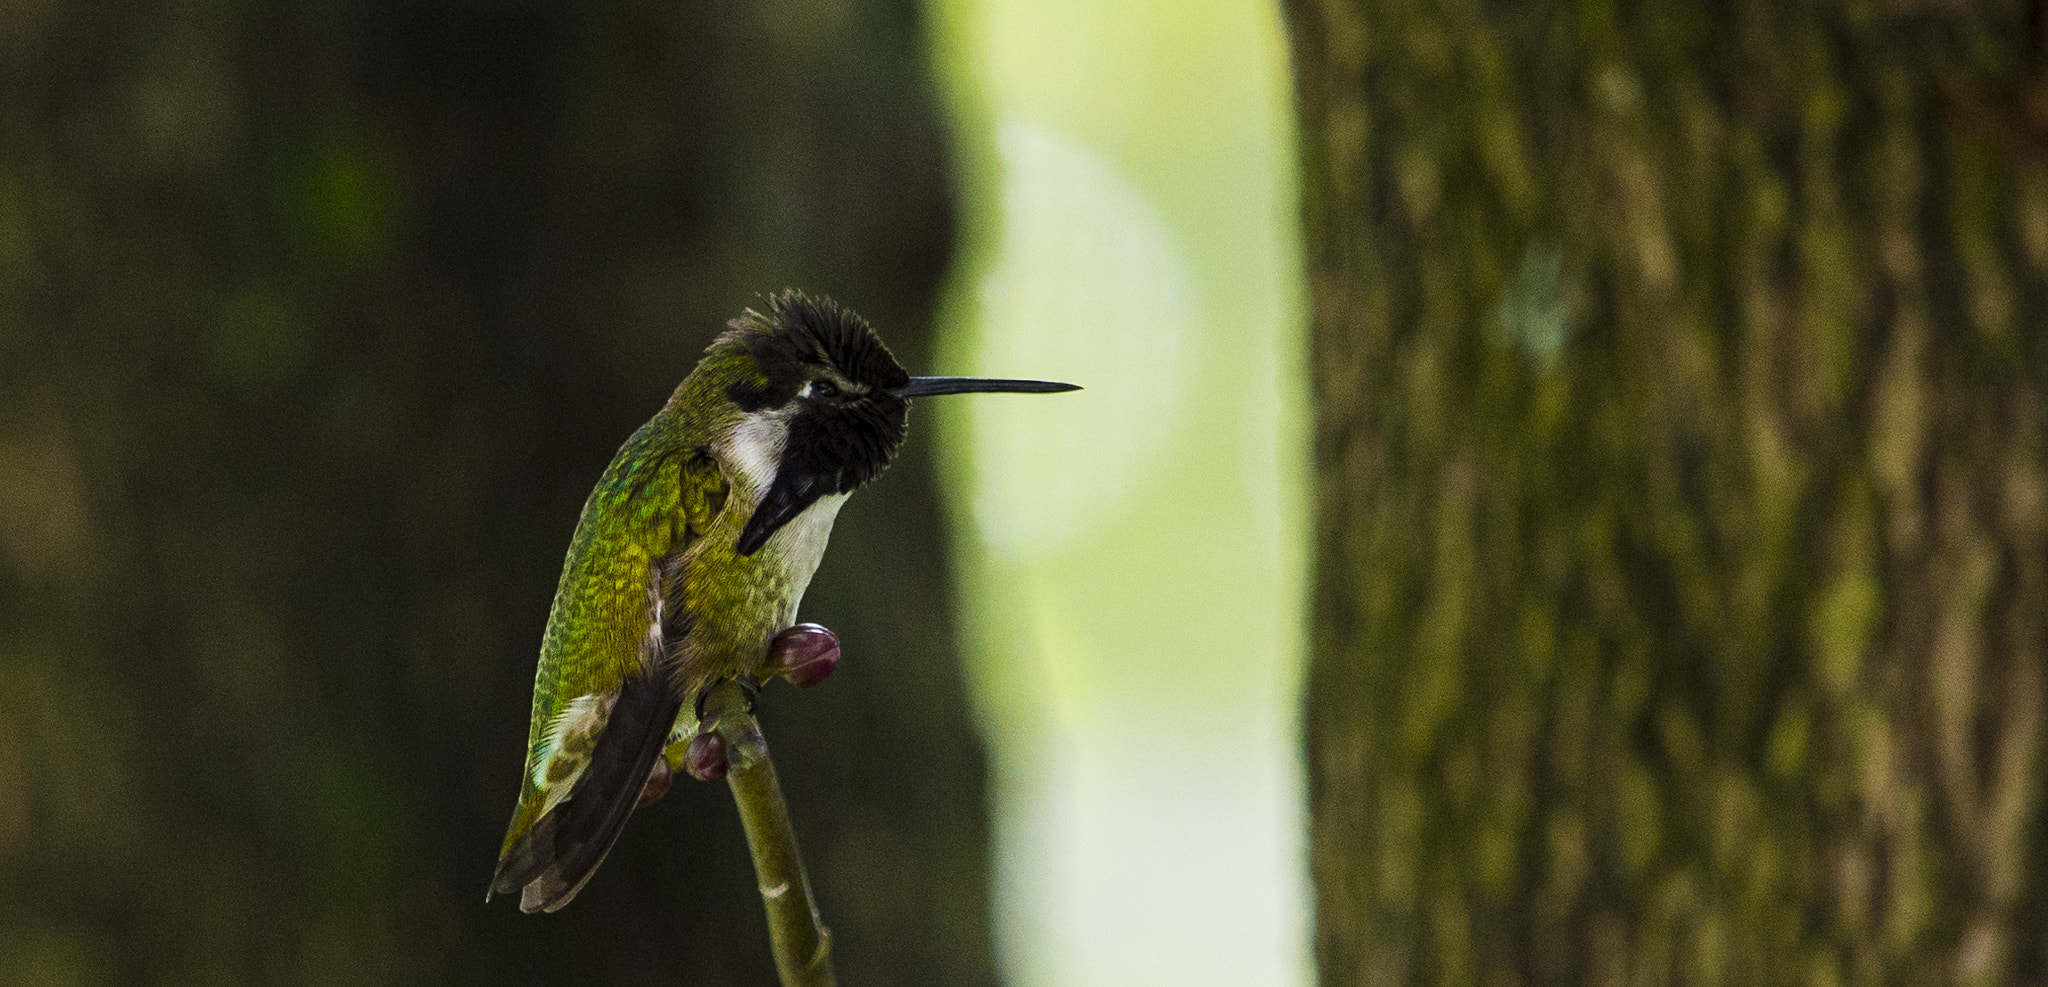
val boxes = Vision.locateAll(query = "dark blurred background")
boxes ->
[0,1,994,983]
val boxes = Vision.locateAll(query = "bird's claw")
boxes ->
[669,624,841,789]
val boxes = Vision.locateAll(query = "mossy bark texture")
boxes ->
[1288,1,2048,983]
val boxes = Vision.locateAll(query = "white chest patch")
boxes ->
[774,492,850,582]
[781,491,849,619]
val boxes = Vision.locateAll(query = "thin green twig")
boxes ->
[700,679,837,987]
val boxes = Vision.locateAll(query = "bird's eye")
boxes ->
[810,379,841,399]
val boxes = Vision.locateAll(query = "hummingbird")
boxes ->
[489,290,1076,912]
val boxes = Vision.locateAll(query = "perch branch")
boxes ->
[699,678,837,987]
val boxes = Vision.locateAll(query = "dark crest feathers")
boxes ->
[723,290,909,412]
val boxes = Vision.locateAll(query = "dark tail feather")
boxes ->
[490,674,682,913]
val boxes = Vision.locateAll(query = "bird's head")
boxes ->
[712,290,1076,556]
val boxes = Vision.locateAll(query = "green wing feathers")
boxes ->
[491,444,730,911]
[492,670,682,912]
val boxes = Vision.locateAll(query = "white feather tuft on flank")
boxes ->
[639,559,666,672]
[532,692,613,796]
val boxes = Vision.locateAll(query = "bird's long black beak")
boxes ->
[892,376,1081,398]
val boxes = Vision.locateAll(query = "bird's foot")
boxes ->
[677,674,759,784]
[669,623,838,789]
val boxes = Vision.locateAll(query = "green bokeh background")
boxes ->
[931,0,1306,983]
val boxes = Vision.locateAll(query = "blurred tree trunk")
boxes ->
[1288,0,2048,983]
